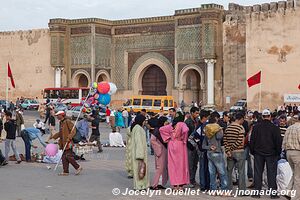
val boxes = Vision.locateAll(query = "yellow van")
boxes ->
[123,95,175,113]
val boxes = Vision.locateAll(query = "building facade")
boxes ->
[226,0,300,110]
[48,4,225,108]
[1,1,299,110]
[0,29,52,99]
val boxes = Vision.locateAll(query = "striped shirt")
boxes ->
[224,123,245,153]
[282,122,300,151]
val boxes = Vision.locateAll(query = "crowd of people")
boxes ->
[1,98,300,199]
[125,105,300,199]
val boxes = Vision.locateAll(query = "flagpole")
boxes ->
[6,63,9,108]
[258,70,262,112]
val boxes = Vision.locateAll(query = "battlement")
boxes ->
[0,29,49,36]
[49,18,112,25]
[50,15,175,26]
[174,4,223,15]
[201,3,224,10]
[228,0,300,14]
[175,7,201,15]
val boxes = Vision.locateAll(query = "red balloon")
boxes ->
[97,81,110,94]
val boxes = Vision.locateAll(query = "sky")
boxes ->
[1,0,271,31]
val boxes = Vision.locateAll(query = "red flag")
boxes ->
[247,71,261,88]
[298,84,300,90]
[7,62,15,88]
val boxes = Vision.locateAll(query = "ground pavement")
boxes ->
[0,111,287,200]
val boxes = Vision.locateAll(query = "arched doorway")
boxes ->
[96,70,110,83]
[78,74,88,87]
[142,65,167,95]
[179,65,205,105]
[130,52,174,96]
[97,74,109,82]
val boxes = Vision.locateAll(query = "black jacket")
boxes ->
[249,119,282,156]
[4,120,17,140]
[185,117,198,151]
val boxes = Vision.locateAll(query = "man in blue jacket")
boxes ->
[20,127,47,162]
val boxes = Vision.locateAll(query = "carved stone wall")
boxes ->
[70,36,91,65]
[95,35,111,68]
[128,50,174,73]
[176,26,202,61]
[114,33,175,89]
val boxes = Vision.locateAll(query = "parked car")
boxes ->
[66,106,82,120]
[230,99,247,113]
[0,100,9,110]
[54,103,68,112]
[21,99,39,110]
[66,106,106,121]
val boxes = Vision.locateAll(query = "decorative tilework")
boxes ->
[114,33,174,89]
[115,24,174,35]
[95,27,111,35]
[51,36,58,65]
[178,17,201,26]
[202,23,215,58]
[70,36,91,65]
[71,27,91,35]
[176,27,201,61]
[95,35,111,67]
[59,36,64,65]
[128,52,174,90]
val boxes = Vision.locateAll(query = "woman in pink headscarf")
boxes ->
[159,118,190,190]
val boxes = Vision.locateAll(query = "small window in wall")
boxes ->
[133,99,141,106]
[154,99,161,107]
[164,100,168,107]
[169,100,173,107]
[142,99,153,106]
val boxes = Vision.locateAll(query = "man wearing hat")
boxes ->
[250,109,282,199]
[51,111,82,176]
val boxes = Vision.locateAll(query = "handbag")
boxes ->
[138,160,146,180]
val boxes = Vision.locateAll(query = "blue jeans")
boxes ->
[207,151,228,190]
[227,151,246,190]
[21,130,31,161]
[199,151,210,190]
[244,146,253,179]
[122,117,128,128]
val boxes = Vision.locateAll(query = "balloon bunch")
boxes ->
[81,81,117,113]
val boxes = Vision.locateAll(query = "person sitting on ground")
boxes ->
[76,115,89,142]
[109,127,125,147]
[33,119,46,135]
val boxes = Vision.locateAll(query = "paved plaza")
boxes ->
[0,111,287,200]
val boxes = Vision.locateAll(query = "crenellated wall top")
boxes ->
[49,15,175,27]
[0,29,49,36]
[227,0,300,17]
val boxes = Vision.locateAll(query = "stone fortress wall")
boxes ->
[0,29,52,100]
[224,0,300,110]
[0,1,299,110]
